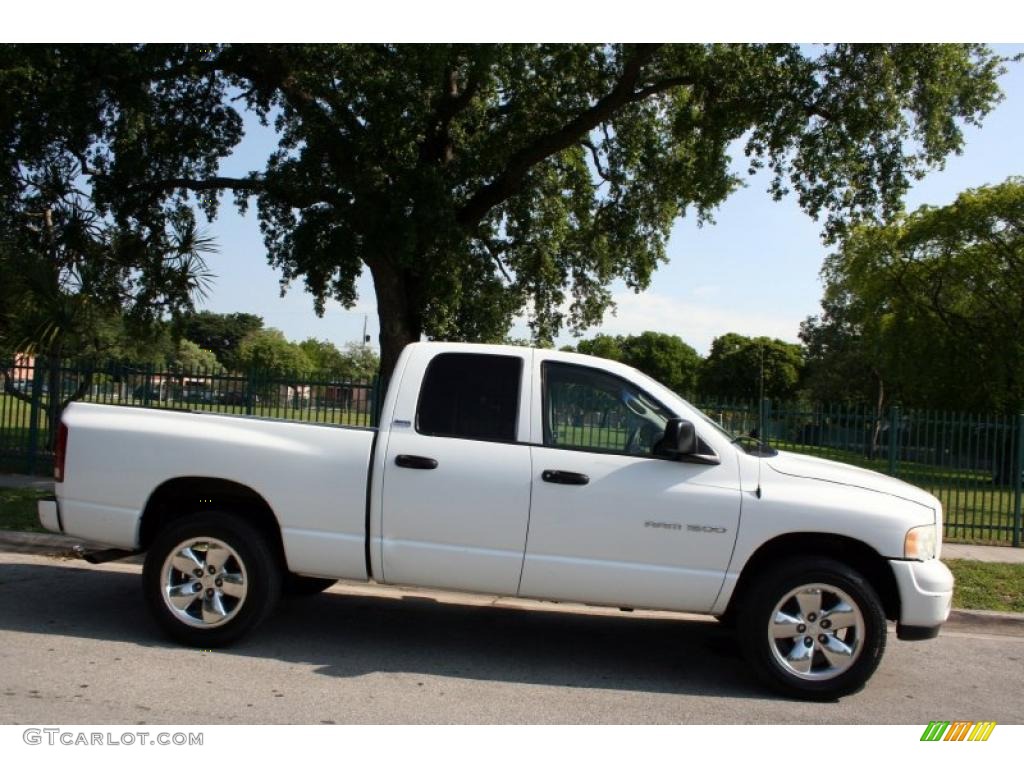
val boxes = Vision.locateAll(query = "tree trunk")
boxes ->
[369,258,422,381]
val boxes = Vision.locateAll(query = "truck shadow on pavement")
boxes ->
[0,560,771,701]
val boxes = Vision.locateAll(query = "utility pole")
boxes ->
[362,314,368,348]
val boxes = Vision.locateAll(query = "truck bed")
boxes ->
[58,403,376,581]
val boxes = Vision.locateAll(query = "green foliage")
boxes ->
[177,311,264,371]
[805,177,1024,412]
[0,165,215,367]
[0,44,1006,375]
[576,334,626,362]
[946,560,1024,613]
[337,342,380,381]
[574,331,701,394]
[621,332,701,394]
[699,333,804,401]
[298,338,379,380]
[0,155,214,450]
[0,488,50,533]
[297,337,345,375]
[235,328,312,377]
[172,339,223,373]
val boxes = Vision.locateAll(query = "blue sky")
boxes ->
[196,45,1024,356]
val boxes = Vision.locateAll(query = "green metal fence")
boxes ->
[2,358,1022,546]
[1,358,383,475]
[697,398,1024,547]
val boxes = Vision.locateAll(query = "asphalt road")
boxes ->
[0,552,1021,725]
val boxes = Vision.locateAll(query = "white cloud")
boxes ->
[690,284,720,299]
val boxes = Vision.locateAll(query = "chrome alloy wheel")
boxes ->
[768,582,865,681]
[160,537,248,628]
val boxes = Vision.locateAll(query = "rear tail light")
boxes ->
[54,421,68,483]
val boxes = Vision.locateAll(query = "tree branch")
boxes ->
[420,52,489,167]
[582,139,613,183]
[455,44,694,229]
[480,237,513,283]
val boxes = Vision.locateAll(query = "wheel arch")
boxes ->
[726,532,900,622]
[138,476,287,568]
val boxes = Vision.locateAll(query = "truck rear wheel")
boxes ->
[736,557,887,700]
[142,512,281,647]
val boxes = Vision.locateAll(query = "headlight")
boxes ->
[905,525,937,560]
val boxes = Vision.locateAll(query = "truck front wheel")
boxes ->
[142,512,281,647]
[736,557,887,700]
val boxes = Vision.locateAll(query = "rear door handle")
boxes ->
[542,469,589,485]
[395,454,439,470]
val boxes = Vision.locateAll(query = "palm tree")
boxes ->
[1,161,215,448]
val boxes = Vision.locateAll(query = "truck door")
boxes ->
[379,349,533,595]
[519,359,741,612]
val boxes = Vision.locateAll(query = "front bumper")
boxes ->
[37,497,61,533]
[889,558,954,639]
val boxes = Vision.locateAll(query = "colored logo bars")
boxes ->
[920,721,997,742]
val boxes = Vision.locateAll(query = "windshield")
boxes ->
[684,401,739,442]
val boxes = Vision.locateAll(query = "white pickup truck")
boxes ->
[38,342,953,699]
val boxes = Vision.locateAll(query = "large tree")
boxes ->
[298,338,379,380]
[699,333,804,401]
[806,177,1024,414]
[1,44,1008,376]
[177,311,264,371]
[0,157,213,445]
[575,331,701,394]
[235,328,312,378]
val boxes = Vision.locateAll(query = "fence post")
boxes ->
[246,371,256,416]
[371,374,384,427]
[25,361,45,475]
[143,364,153,408]
[887,405,900,477]
[1014,413,1023,548]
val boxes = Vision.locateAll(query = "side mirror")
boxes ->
[660,418,698,457]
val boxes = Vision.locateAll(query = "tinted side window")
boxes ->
[417,353,522,441]
[543,362,672,456]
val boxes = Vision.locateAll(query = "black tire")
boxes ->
[142,512,282,647]
[736,557,887,700]
[283,574,337,597]
[714,610,736,629]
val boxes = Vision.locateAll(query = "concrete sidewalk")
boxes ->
[942,542,1024,563]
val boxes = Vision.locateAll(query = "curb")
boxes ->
[0,529,100,554]
[945,608,1024,636]
[2,529,1022,634]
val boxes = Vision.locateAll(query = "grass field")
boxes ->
[946,559,1024,612]
[0,487,48,533]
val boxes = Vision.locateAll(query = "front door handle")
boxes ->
[395,454,439,470]
[542,469,589,485]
